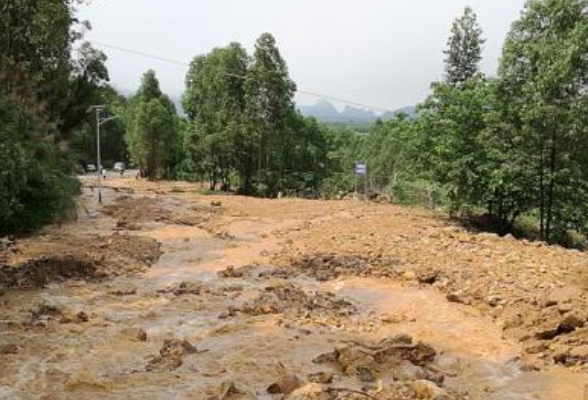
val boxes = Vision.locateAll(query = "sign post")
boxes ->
[354,162,368,196]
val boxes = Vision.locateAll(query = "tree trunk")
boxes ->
[539,147,546,240]
[545,136,556,242]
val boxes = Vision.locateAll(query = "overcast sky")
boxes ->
[78,0,528,112]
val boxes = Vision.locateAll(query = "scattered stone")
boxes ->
[160,281,204,296]
[109,283,137,296]
[271,253,400,282]
[207,380,256,400]
[218,266,244,279]
[146,338,199,372]
[267,363,302,395]
[120,327,148,342]
[307,372,333,384]
[412,379,449,400]
[314,334,440,384]
[446,292,467,305]
[417,270,440,285]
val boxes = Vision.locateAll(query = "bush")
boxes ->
[389,180,447,209]
[0,98,79,236]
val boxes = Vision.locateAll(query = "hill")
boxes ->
[298,100,416,124]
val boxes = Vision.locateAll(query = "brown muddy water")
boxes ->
[0,187,587,400]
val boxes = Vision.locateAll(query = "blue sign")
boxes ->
[355,163,367,176]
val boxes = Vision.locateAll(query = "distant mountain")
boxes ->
[298,99,340,121]
[298,100,416,124]
[380,106,417,120]
[340,106,376,121]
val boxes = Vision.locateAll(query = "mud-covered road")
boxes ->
[1,179,587,400]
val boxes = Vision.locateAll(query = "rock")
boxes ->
[211,201,222,207]
[417,270,439,284]
[59,311,89,324]
[218,266,244,279]
[569,345,588,362]
[485,296,501,307]
[109,284,137,296]
[402,270,417,280]
[161,338,198,355]
[446,292,466,304]
[412,380,449,400]
[160,281,203,296]
[214,381,253,400]
[0,344,18,355]
[268,363,302,395]
[503,315,524,330]
[560,312,586,329]
[267,375,302,395]
[357,366,375,382]
[120,327,148,342]
[307,372,333,384]
[551,344,571,364]
[285,383,325,400]
[393,361,429,381]
[543,286,582,307]
[146,338,198,372]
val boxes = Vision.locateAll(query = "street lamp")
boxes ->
[92,105,118,204]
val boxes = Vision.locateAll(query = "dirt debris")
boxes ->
[313,334,440,382]
[270,253,401,281]
[158,281,206,296]
[306,335,466,400]
[28,301,89,326]
[231,281,356,319]
[146,338,200,372]
[104,195,222,231]
[218,266,245,278]
[120,327,148,342]
[0,233,161,291]
[273,248,588,370]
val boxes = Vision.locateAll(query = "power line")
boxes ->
[90,40,394,114]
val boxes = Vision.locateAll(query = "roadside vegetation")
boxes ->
[2,0,588,247]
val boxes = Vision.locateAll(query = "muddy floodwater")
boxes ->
[1,180,587,400]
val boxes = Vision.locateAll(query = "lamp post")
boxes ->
[92,106,118,204]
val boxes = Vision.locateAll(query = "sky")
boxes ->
[78,0,528,112]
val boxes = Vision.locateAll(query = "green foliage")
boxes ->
[0,0,108,236]
[126,71,180,180]
[492,0,588,240]
[0,96,79,236]
[335,1,588,248]
[183,34,332,196]
[417,76,492,212]
[444,7,485,86]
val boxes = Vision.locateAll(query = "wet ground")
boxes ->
[1,179,587,400]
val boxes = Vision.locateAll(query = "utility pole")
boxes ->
[95,107,103,204]
[91,105,118,204]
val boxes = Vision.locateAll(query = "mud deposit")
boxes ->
[1,179,587,400]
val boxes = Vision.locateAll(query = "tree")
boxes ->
[244,33,297,194]
[127,71,179,180]
[417,76,492,214]
[444,7,485,86]
[183,44,251,191]
[0,0,106,235]
[495,0,588,241]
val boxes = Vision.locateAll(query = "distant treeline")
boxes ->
[2,0,588,247]
[349,1,588,245]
